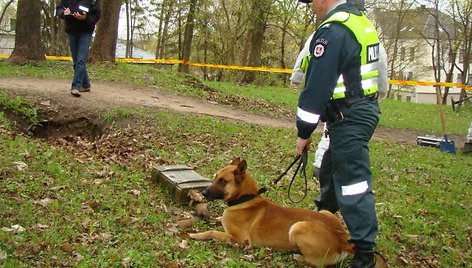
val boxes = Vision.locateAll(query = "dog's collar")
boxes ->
[227,194,257,207]
[227,188,266,207]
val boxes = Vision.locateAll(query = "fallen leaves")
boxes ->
[178,239,189,249]
[37,197,53,207]
[13,161,27,171]
[1,224,25,233]
[188,190,205,203]
[50,185,66,191]
[128,189,141,196]
[121,257,132,267]
[48,126,172,171]
[60,241,74,253]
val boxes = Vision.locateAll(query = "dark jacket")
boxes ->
[56,0,101,34]
[296,2,365,139]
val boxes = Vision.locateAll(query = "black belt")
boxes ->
[333,91,378,107]
[325,92,378,122]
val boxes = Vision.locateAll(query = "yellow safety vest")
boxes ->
[300,54,311,73]
[318,11,380,100]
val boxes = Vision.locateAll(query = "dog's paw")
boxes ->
[293,254,305,263]
[240,239,253,250]
[187,233,204,240]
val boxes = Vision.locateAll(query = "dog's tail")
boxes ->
[317,212,388,267]
[340,241,355,255]
[318,211,355,256]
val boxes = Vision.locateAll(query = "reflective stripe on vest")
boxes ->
[318,11,380,100]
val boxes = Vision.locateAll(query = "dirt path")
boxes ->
[0,77,292,129]
[0,77,466,147]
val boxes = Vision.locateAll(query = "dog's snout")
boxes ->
[200,185,223,201]
[202,188,210,199]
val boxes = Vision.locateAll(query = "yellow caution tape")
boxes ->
[116,57,183,64]
[184,61,291,74]
[389,79,472,91]
[46,55,72,61]
[1,53,471,91]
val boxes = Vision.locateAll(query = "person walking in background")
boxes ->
[291,0,388,180]
[294,0,385,266]
[290,32,315,91]
[56,0,101,97]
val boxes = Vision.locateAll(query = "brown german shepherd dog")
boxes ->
[188,158,388,267]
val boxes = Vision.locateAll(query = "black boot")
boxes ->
[349,250,375,268]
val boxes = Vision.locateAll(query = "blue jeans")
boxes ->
[67,33,92,90]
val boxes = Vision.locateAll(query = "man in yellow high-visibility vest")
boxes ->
[290,0,388,181]
[294,0,384,266]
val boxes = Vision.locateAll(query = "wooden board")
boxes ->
[151,165,211,204]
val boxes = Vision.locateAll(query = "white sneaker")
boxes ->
[71,89,81,97]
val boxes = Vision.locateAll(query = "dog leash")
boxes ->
[258,149,308,203]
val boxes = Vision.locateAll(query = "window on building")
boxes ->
[407,72,414,80]
[10,19,16,31]
[409,47,415,61]
[400,47,406,61]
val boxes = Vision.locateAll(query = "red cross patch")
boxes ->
[314,44,325,58]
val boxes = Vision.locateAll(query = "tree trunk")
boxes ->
[386,0,411,99]
[240,0,270,84]
[279,21,288,84]
[8,0,45,64]
[89,0,122,63]
[155,0,175,58]
[177,0,183,60]
[125,0,131,58]
[240,31,251,67]
[442,53,456,105]
[179,0,198,73]
[129,0,138,58]
[40,1,68,56]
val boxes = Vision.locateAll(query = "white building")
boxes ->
[0,31,14,55]
[372,5,470,104]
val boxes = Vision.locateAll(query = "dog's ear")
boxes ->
[235,159,247,176]
[229,157,241,166]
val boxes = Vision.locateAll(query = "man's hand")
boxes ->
[63,7,71,16]
[73,12,87,20]
[296,137,311,156]
[378,91,387,101]
[290,81,300,91]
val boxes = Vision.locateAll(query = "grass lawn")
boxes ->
[0,60,471,267]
